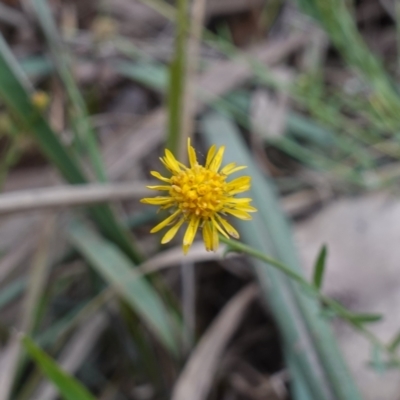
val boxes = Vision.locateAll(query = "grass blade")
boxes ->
[31,0,107,182]
[21,336,96,400]
[313,245,327,290]
[67,220,180,356]
[299,0,400,124]
[0,33,143,263]
[201,112,362,400]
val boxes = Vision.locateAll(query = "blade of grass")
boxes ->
[31,313,107,400]
[21,336,96,400]
[31,0,107,182]
[201,112,362,400]
[172,285,257,400]
[299,0,400,126]
[0,33,143,264]
[67,220,180,356]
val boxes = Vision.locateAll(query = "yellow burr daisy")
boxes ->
[141,139,257,254]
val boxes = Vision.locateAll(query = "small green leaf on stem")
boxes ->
[349,313,383,324]
[312,244,327,289]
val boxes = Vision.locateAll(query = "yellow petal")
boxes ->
[209,146,225,172]
[220,162,236,174]
[161,218,185,244]
[150,209,181,233]
[220,163,247,175]
[227,187,251,195]
[227,176,251,188]
[188,138,198,167]
[222,208,252,220]
[164,150,181,173]
[151,171,171,183]
[205,144,216,168]
[212,223,219,251]
[215,215,239,239]
[235,204,258,212]
[223,197,253,204]
[146,185,171,191]
[183,216,200,254]
[211,216,229,238]
[141,197,173,205]
[202,221,213,251]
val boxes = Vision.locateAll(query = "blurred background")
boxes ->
[0,0,400,399]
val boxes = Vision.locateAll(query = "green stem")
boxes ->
[166,0,188,155]
[220,235,399,366]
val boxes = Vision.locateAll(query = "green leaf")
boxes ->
[67,221,179,356]
[0,33,143,264]
[22,336,96,400]
[31,0,107,182]
[201,112,362,400]
[312,245,327,290]
[115,61,168,92]
[349,313,383,324]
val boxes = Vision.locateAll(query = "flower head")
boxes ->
[141,139,257,254]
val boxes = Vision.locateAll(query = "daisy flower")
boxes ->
[141,139,257,254]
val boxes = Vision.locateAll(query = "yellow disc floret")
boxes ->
[141,139,257,254]
[170,165,226,219]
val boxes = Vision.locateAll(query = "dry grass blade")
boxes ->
[0,216,56,400]
[0,183,153,215]
[172,284,258,400]
[0,338,20,400]
[139,241,229,273]
[0,3,28,27]
[0,234,37,284]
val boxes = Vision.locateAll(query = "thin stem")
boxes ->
[166,0,188,155]
[219,235,400,366]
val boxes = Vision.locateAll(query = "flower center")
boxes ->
[170,164,227,219]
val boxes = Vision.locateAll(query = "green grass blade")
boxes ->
[31,0,107,182]
[200,112,362,400]
[0,35,85,182]
[115,61,168,92]
[299,0,400,124]
[21,336,96,400]
[67,220,179,356]
[313,245,327,290]
[0,34,143,263]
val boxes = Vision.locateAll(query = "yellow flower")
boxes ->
[141,139,257,254]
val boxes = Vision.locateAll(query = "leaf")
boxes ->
[21,336,96,400]
[67,220,179,356]
[0,32,143,264]
[200,112,362,400]
[115,61,168,92]
[349,313,383,324]
[31,0,107,182]
[312,244,327,289]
